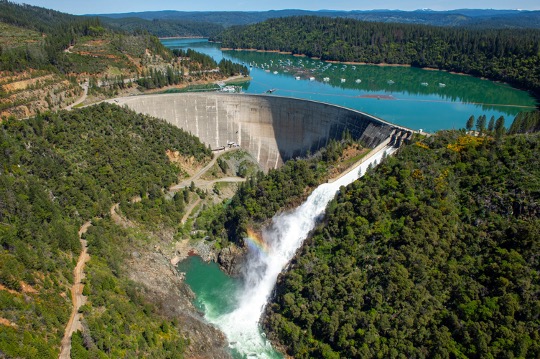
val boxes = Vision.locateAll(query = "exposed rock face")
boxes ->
[127,243,231,358]
[218,244,246,277]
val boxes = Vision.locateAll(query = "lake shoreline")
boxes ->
[220,47,495,78]
[159,36,207,40]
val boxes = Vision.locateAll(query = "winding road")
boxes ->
[57,149,246,357]
[65,79,89,111]
[58,221,91,359]
[170,148,246,191]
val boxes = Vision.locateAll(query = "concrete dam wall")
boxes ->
[114,93,411,171]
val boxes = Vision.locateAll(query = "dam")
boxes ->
[113,93,412,171]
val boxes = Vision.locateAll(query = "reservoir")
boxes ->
[163,38,537,358]
[161,38,537,133]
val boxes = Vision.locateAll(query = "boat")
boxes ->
[323,77,330,82]
[295,76,301,80]
[341,78,346,83]
[355,79,362,84]
[387,80,395,84]
[421,82,428,86]
[309,77,315,81]
[273,71,278,74]
[439,83,446,87]
[266,88,276,93]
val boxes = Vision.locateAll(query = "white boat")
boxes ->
[439,83,446,87]
[341,78,346,83]
[323,77,330,82]
[355,79,362,84]
[273,71,278,74]
[295,76,301,80]
[309,77,315,81]
[387,80,395,84]
[421,82,428,86]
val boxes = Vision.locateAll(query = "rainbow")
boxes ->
[245,228,269,255]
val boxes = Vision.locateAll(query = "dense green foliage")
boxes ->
[0,0,78,34]
[172,48,218,70]
[216,16,540,95]
[198,137,363,245]
[0,104,210,357]
[218,58,249,76]
[509,111,540,134]
[74,219,187,358]
[0,1,171,75]
[99,16,224,38]
[93,9,540,29]
[264,131,540,358]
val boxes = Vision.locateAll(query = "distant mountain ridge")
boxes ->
[89,9,540,29]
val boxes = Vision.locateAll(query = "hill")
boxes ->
[216,16,540,97]
[91,9,540,29]
[98,16,224,38]
[264,131,540,358]
[0,103,233,357]
[0,1,242,120]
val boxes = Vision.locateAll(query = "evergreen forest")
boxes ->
[0,104,211,357]
[263,131,540,358]
[216,16,540,95]
[1,2,540,358]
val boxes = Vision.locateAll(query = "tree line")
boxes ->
[215,16,540,96]
[0,103,211,357]
[263,130,540,358]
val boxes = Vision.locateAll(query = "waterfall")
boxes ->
[206,145,396,358]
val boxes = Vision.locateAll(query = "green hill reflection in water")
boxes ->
[162,38,537,133]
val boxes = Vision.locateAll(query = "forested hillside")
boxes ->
[0,104,211,357]
[99,16,224,38]
[216,16,540,95]
[264,131,540,358]
[0,1,241,120]
[196,136,369,248]
[93,9,540,29]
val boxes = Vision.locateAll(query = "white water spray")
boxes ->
[206,145,397,358]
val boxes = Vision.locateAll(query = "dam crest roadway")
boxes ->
[111,93,413,171]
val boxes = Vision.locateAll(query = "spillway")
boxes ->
[113,93,411,171]
[113,93,413,357]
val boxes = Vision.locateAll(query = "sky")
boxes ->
[12,1,540,15]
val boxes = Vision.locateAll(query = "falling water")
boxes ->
[204,145,397,358]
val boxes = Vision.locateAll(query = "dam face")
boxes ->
[115,93,410,171]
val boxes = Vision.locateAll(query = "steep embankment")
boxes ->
[0,1,246,120]
[0,103,230,358]
[264,131,540,358]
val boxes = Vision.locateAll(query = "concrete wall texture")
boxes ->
[114,93,411,171]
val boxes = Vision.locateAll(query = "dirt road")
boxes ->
[58,221,91,359]
[66,79,89,111]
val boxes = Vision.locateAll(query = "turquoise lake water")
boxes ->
[165,38,537,358]
[162,38,537,133]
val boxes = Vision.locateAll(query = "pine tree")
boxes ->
[466,115,475,132]
[488,116,495,132]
